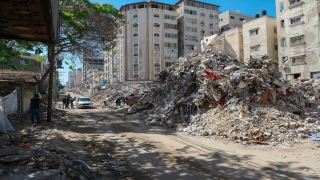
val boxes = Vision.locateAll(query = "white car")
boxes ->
[76,97,93,109]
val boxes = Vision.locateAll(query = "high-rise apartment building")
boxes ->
[219,10,255,32]
[113,1,179,82]
[243,14,278,62]
[276,0,320,80]
[176,0,220,57]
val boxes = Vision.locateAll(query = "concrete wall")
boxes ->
[276,0,320,79]
[223,27,244,62]
[243,16,277,62]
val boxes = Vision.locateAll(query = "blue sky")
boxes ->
[59,0,276,84]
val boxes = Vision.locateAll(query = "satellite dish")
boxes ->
[235,10,240,13]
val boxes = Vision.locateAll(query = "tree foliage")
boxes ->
[57,83,65,90]
[57,0,125,68]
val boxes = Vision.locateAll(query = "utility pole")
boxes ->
[47,44,55,122]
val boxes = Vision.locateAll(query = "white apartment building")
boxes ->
[276,0,320,80]
[114,1,179,82]
[219,10,255,32]
[75,68,82,89]
[87,68,104,90]
[243,15,278,62]
[176,0,220,57]
[67,70,76,90]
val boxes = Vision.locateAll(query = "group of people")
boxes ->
[62,94,76,109]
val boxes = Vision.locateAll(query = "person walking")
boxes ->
[62,96,67,110]
[66,94,71,108]
[70,97,76,108]
[29,94,42,124]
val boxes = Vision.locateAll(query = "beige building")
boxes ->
[111,1,179,82]
[219,10,255,32]
[276,0,320,80]
[202,26,244,62]
[176,0,220,57]
[242,15,278,62]
[87,69,104,90]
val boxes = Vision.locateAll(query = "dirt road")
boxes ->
[59,93,320,180]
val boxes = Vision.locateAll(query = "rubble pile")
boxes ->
[91,83,150,103]
[127,50,320,145]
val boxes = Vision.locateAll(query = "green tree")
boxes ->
[32,0,125,95]
[57,84,65,90]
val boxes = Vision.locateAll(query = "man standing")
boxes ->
[66,94,71,108]
[62,96,67,109]
[30,94,42,124]
[70,97,76,108]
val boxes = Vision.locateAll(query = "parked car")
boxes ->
[76,96,93,109]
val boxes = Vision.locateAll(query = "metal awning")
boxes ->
[0,0,59,44]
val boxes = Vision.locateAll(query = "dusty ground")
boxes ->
[54,92,320,180]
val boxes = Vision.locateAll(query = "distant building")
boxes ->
[219,10,255,32]
[176,0,220,57]
[82,54,104,86]
[276,0,320,80]
[242,14,278,62]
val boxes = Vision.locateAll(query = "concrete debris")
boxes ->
[95,49,320,146]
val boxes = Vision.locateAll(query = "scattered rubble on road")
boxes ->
[0,109,132,180]
[95,49,320,146]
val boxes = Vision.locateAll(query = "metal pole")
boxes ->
[47,44,55,122]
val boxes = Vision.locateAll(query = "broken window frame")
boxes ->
[291,55,305,65]
[249,29,259,36]
[290,35,304,46]
[250,45,260,52]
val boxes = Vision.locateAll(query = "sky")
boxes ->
[59,0,276,84]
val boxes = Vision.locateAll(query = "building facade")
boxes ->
[176,0,220,57]
[276,0,320,80]
[243,15,278,62]
[219,10,255,32]
[116,1,179,82]
[202,26,244,62]
[82,55,104,85]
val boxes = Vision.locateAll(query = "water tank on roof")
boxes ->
[255,14,260,18]
[261,10,267,16]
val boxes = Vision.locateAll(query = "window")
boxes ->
[209,14,214,18]
[230,16,235,19]
[274,27,277,33]
[133,23,138,27]
[134,53,138,56]
[164,14,176,20]
[250,45,260,52]
[250,29,259,36]
[275,45,278,50]
[282,56,288,64]
[154,14,160,18]
[209,23,213,27]
[239,18,245,21]
[311,72,320,79]
[133,14,138,18]
[165,42,177,48]
[133,74,138,77]
[280,20,285,28]
[154,53,160,57]
[219,19,223,22]
[215,15,219,19]
[279,2,284,11]
[20,59,26,65]
[291,55,305,65]
[154,73,159,77]
[154,23,160,27]
[209,31,214,35]
[165,33,177,39]
[290,0,301,5]
[290,16,301,24]
[201,21,205,25]
[154,33,160,37]
[200,12,205,16]
[290,35,304,45]
[164,23,177,29]
[281,38,286,46]
[165,62,176,67]
[154,43,160,47]
[201,30,205,34]
[133,33,138,36]
[154,63,160,68]
[134,43,138,46]
[133,64,138,67]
